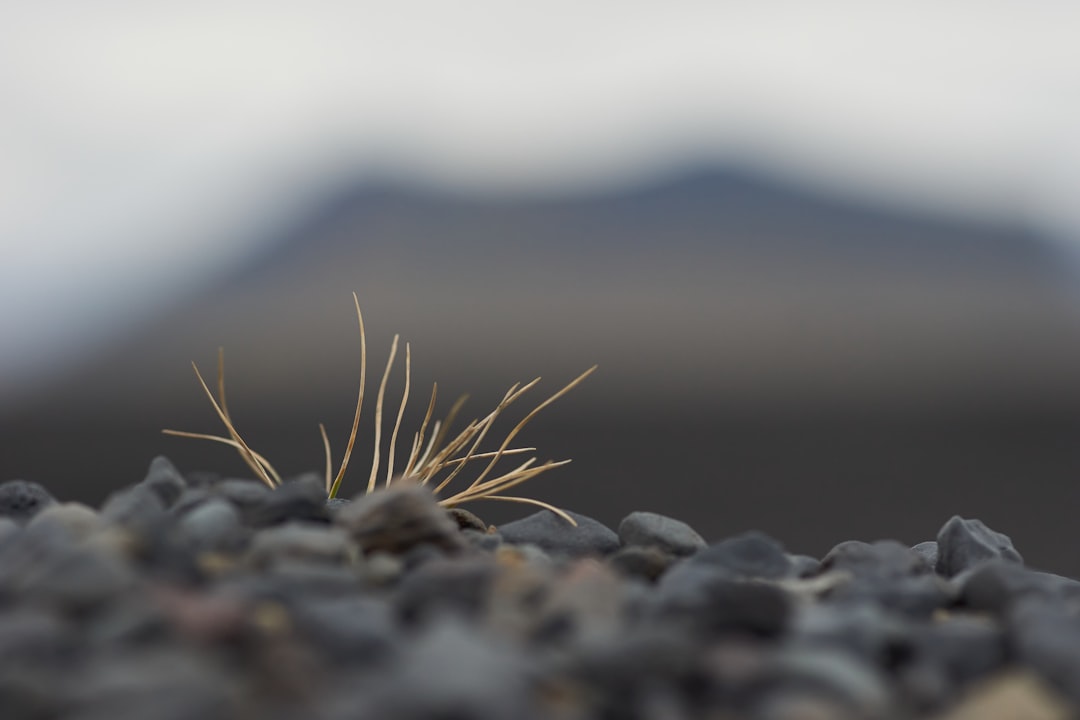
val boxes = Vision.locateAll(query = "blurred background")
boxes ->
[5,2,1080,573]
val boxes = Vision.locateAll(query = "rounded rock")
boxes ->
[617,511,707,557]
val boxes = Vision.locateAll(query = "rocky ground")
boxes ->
[0,457,1076,719]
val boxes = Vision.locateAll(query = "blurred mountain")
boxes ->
[5,168,1080,575]
[14,167,1079,416]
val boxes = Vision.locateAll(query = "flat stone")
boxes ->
[499,510,619,558]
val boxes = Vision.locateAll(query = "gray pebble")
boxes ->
[27,502,103,542]
[176,498,242,550]
[617,510,707,556]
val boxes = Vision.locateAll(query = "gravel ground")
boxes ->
[0,456,1076,719]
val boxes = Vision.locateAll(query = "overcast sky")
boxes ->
[3,2,1080,400]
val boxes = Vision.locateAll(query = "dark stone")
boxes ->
[169,488,213,518]
[607,545,678,583]
[790,554,822,578]
[936,516,1022,578]
[246,475,330,528]
[18,545,137,615]
[822,540,932,580]
[819,541,947,618]
[1009,597,1080,703]
[0,479,56,523]
[100,484,167,536]
[140,456,187,508]
[235,562,365,605]
[66,649,235,720]
[394,556,496,626]
[247,523,353,570]
[0,609,80,719]
[330,618,540,720]
[553,628,707,719]
[325,497,351,513]
[653,561,790,640]
[832,575,950,619]
[447,507,488,532]
[289,595,396,667]
[175,498,243,551]
[791,602,914,671]
[692,531,792,580]
[758,648,892,717]
[213,478,272,513]
[955,559,1080,616]
[499,510,620,558]
[27,502,103,542]
[0,517,18,545]
[462,528,502,552]
[617,511,707,557]
[335,484,466,557]
[907,615,1007,692]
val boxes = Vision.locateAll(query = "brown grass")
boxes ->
[164,293,595,524]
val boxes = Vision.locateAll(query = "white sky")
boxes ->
[3,2,1080,399]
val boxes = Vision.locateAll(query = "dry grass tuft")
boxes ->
[164,293,595,524]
